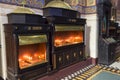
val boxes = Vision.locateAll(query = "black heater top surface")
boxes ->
[4,22,51,80]
[43,7,80,18]
[4,24,51,35]
[46,16,86,25]
[7,13,47,25]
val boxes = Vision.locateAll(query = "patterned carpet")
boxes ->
[116,57,120,62]
[61,64,120,80]
[110,57,120,69]
[90,71,120,80]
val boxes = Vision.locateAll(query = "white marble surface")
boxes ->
[110,62,120,69]
[84,14,98,58]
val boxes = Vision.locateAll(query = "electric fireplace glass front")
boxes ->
[54,25,84,47]
[18,35,48,69]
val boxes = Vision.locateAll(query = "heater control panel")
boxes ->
[14,26,50,32]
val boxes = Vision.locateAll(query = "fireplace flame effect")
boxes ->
[54,31,83,47]
[18,43,47,69]
[19,53,45,69]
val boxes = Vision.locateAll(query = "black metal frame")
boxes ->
[4,24,52,80]
[17,25,50,72]
[46,16,86,70]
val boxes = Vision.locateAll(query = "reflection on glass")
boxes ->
[18,35,47,69]
[54,31,83,47]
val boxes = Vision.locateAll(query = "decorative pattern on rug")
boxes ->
[116,57,120,62]
[110,57,120,69]
[61,64,120,80]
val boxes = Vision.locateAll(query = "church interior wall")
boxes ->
[0,1,99,79]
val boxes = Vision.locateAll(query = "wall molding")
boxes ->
[0,13,7,16]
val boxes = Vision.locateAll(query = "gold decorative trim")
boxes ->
[44,0,72,10]
[66,55,69,60]
[74,53,76,57]
[55,25,83,31]
[19,35,47,45]
[53,54,56,69]
[80,51,82,55]
[68,19,77,23]
[86,0,96,6]
[59,57,62,62]
[12,7,35,14]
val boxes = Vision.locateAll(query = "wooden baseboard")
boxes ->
[92,58,98,65]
